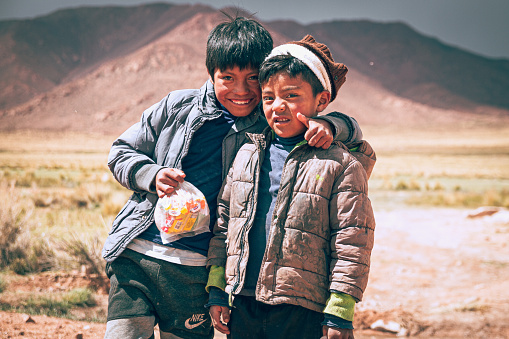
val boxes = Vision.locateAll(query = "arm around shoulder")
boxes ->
[347,139,376,179]
[313,111,363,146]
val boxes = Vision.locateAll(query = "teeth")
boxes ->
[231,99,250,105]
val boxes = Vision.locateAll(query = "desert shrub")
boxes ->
[407,189,509,208]
[395,179,421,191]
[8,241,56,275]
[483,188,509,207]
[13,171,62,188]
[0,276,6,293]
[0,185,56,274]
[0,202,33,271]
[0,206,25,266]
[0,288,96,317]
[58,233,106,276]
[432,182,445,191]
[0,295,69,317]
[28,180,122,210]
[64,287,97,307]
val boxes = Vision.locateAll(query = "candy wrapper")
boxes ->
[154,181,210,243]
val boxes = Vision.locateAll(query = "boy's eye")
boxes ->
[248,75,259,81]
[262,96,273,102]
[221,76,233,80]
[287,93,298,98]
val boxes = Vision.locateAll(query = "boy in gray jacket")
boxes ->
[103,16,364,339]
[207,35,376,338]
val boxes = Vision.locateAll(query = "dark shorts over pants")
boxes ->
[106,249,213,339]
[228,294,323,339]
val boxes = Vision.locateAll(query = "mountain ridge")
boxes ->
[1,3,508,134]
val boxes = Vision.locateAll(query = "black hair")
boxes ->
[259,54,325,96]
[206,16,273,77]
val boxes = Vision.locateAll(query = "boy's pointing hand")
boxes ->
[155,168,186,198]
[297,113,333,149]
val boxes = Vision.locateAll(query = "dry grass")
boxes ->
[365,125,509,180]
[0,287,98,320]
[0,132,130,275]
[1,127,508,237]
[362,125,509,209]
[0,126,508,321]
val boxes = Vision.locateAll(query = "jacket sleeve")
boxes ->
[206,165,233,268]
[328,155,376,301]
[313,111,363,146]
[346,140,376,179]
[107,97,170,192]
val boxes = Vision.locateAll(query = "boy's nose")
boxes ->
[233,80,249,94]
[273,98,285,112]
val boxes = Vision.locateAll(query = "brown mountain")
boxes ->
[0,4,507,134]
[0,3,215,110]
[269,19,509,111]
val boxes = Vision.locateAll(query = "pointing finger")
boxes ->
[296,112,310,127]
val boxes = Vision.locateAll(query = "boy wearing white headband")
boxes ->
[206,35,376,338]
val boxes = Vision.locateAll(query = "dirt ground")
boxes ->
[1,207,508,339]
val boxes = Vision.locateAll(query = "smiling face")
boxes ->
[211,66,261,117]
[262,72,330,138]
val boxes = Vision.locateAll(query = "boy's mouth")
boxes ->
[274,117,290,123]
[230,99,252,105]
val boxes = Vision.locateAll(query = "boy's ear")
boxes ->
[315,91,331,113]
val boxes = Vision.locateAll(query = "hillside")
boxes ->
[0,3,215,110]
[0,4,508,134]
[269,20,509,111]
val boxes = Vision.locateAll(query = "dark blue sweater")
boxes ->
[137,109,236,256]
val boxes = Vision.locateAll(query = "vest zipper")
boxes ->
[231,141,262,295]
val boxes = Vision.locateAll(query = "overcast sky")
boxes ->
[1,0,508,59]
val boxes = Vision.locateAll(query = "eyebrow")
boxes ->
[281,85,301,90]
[221,69,258,75]
[262,84,302,93]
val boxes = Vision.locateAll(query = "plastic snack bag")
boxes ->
[154,181,210,243]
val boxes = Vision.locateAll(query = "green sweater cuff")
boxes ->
[323,292,356,322]
[206,265,226,293]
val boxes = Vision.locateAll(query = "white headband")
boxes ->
[266,44,331,94]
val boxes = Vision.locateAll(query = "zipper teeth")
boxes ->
[265,142,304,291]
[233,139,304,294]
[254,160,286,296]
[269,141,302,227]
[232,171,257,294]
[231,148,259,294]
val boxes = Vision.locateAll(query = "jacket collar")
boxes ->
[246,126,272,151]
[247,127,309,152]
[199,79,222,117]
